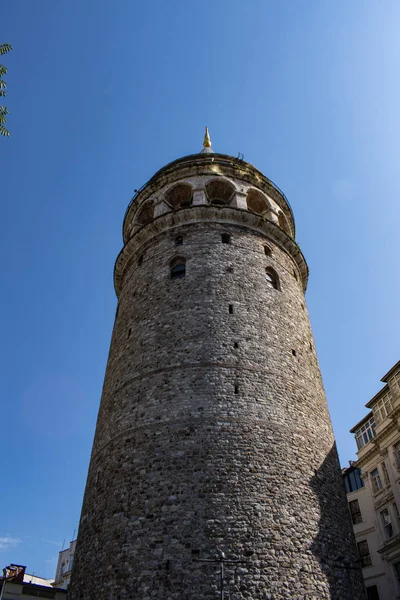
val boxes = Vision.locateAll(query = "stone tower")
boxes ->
[69,131,365,599]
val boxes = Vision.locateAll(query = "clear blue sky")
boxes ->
[1,0,399,579]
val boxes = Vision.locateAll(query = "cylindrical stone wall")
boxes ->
[69,155,365,600]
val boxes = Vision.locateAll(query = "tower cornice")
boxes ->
[123,153,295,243]
[115,205,308,297]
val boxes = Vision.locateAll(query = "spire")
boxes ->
[203,127,211,148]
[201,126,214,154]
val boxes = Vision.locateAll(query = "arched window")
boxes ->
[278,211,290,235]
[135,200,154,226]
[205,179,235,206]
[246,189,270,215]
[170,257,186,280]
[165,183,193,209]
[265,267,279,290]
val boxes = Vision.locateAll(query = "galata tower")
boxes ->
[68,130,365,600]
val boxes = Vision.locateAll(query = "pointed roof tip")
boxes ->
[203,126,211,148]
[201,126,214,154]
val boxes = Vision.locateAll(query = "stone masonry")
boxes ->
[68,150,366,599]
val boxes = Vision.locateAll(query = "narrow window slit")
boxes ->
[221,233,231,244]
[234,342,239,349]
[229,304,234,314]
[170,257,186,279]
[127,328,132,339]
[265,267,279,290]
[234,384,239,394]
[292,349,296,357]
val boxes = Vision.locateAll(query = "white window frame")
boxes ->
[394,442,400,469]
[357,539,372,568]
[382,461,390,486]
[371,468,383,494]
[373,392,394,424]
[355,417,376,449]
[381,508,394,539]
[389,371,400,395]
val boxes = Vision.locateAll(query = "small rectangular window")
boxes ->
[229,304,233,314]
[394,442,400,468]
[370,468,383,494]
[366,585,380,600]
[381,508,393,539]
[349,499,362,524]
[357,540,372,568]
[382,462,390,486]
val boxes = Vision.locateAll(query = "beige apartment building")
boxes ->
[346,360,400,599]
[52,539,76,590]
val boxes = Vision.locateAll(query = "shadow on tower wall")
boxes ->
[310,443,366,600]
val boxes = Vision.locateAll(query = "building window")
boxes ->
[382,462,390,486]
[349,499,362,524]
[221,233,231,244]
[265,267,279,290]
[135,200,154,226]
[355,417,376,449]
[371,468,383,494]
[264,245,271,256]
[205,179,235,205]
[389,371,400,394]
[394,442,400,468]
[381,508,394,539]
[373,391,394,424]
[246,188,269,215]
[357,540,372,567]
[366,585,380,600]
[165,183,193,209]
[393,561,400,585]
[175,235,183,246]
[170,257,186,280]
[277,211,290,235]
[394,503,400,521]
[343,467,364,493]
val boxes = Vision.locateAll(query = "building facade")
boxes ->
[347,360,400,599]
[53,539,76,590]
[68,132,365,599]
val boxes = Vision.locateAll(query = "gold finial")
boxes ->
[203,126,211,148]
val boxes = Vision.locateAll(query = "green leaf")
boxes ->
[0,43,13,56]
